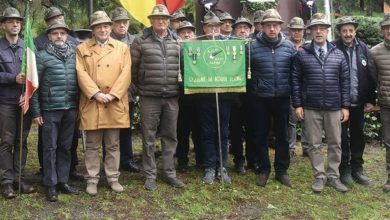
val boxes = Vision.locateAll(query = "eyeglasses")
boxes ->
[311,26,328,31]
[50,31,67,36]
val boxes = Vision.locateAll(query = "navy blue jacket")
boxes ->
[332,38,376,105]
[249,32,295,98]
[0,38,23,105]
[292,41,350,110]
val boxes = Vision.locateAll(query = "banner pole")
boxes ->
[211,29,224,185]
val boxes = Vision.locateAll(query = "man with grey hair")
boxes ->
[292,13,350,193]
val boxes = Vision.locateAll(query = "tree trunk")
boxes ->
[366,0,372,16]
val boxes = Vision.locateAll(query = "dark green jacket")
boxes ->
[30,43,78,118]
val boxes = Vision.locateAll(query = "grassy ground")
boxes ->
[1,125,390,220]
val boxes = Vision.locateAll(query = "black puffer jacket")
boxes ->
[131,28,180,97]
[30,43,78,118]
[332,38,376,105]
[292,41,350,110]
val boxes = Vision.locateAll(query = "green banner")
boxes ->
[183,40,246,94]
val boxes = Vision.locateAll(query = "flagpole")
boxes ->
[18,0,32,194]
[18,93,26,193]
[211,28,224,185]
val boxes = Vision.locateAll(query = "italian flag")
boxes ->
[21,12,38,114]
[120,0,184,26]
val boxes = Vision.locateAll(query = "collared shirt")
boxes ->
[96,39,109,48]
[313,42,327,58]
[152,30,168,41]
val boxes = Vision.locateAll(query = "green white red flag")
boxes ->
[21,11,38,114]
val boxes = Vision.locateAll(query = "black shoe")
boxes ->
[46,186,58,202]
[352,171,369,186]
[2,184,15,199]
[69,171,84,181]
[57,183,80,195]
[162,176,185,188]
[121,161,140,173]
[235,163,246,175]
[275,174,292,188]
[256,173,269,187]
[14,181,34,194]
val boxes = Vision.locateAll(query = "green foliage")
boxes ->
[334,16,382,48]
[245,0,280,13]
[364,112,382,140]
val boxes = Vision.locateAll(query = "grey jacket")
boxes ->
[131,28,180,97]
[369,41,390,108]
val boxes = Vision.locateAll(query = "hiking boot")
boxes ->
[312,178,325,193]
[275,174,292,187]
[352,171,369,186]
[235,163,246,175]
[383,176,390,193]
[256,173,269,187]
[340,172,354,185]
[144,178,157,191]
[2,183,15,199]
[217,168,232,184]
[203,168,216,184]
[45,186,57,202]
[162,177,185,188]
[86,182,98,195]
[109,181,124,193]
[327,178,348,193]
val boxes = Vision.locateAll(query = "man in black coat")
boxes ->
[333,16,376,186]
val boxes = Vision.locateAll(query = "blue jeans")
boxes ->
[198,99,231,170]
[249,96,290,175]
[119,102,135,165]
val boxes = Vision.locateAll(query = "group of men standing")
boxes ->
[1,3,390,202]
